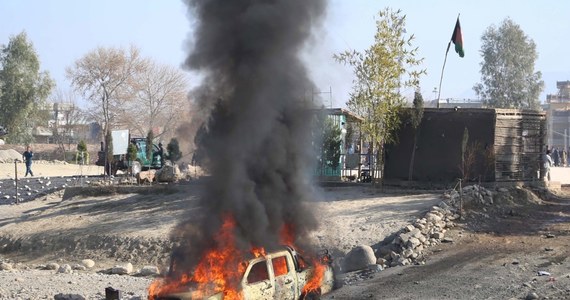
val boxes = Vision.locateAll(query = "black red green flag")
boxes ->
[450,18,464,57]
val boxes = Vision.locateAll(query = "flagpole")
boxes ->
[437,13,460,109]
[437,43,451,109]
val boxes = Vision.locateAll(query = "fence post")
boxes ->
[14,160,19,204]
[458,178,463,218]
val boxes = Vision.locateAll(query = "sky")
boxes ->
[1,0,570,109]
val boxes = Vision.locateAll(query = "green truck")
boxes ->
[96,130,163,175]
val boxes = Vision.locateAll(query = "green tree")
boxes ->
[76,140,89,165]
[407,90,424,181]
[127,142,138,176]
[166,138,182,162]
[127,143,138,162]
[474,18,544,109]
[334,8,424,181]
[0,32,54,143]
[77,140,87,152]
[322,118,342,170]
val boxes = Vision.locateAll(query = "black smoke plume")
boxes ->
[171,0,327,272]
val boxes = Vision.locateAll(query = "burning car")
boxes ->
[151,246,334,300]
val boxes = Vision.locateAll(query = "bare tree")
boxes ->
[121,61,189,140]
[66,45,146,138]
[49,89,88,159]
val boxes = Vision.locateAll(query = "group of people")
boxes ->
[548,147,568,167]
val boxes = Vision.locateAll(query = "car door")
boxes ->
[271,255,296,300]
[242,258,274,299]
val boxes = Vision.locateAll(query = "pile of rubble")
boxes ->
[338,184,496,284]
[374,203,459,268]
[444,184,495,206]
[0,149,22,163]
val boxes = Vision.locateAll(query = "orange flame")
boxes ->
[251,246,266,258]
[149,219,330,299]
[272,255,289,277]
[301,260,326,295]
[281,223,327,296]
[149,215,247,299]
[279,223,296,246]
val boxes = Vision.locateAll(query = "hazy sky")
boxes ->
[1,0,569,108]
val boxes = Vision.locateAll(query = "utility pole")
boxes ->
[564,129,568,155]
[312,87,333,108]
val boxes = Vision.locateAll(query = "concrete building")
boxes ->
[544,81,570,149]
[34,102,92,144]
[313,108,363,180]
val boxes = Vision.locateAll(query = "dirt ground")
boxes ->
[0,177,569,299]
[0,162,103,179]
[0,181,441,299]
[323,186,570,300]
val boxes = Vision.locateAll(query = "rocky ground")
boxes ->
[0,177,444,299]
[0,175,100,204]
[0,155,569,300]
[323,185,570,300]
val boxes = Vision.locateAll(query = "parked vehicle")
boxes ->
[95,130,162,175]
[157,246,334,300]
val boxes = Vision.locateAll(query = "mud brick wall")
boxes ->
[384,108,546,183]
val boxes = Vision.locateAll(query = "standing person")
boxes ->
[22,146,34,177]
[563,148,568,167]
[543,149,554,181]
[553,147,560,167]
[157,143,165,167]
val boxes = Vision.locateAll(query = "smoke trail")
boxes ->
[172,0,327,270]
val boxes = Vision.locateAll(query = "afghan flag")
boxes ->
[450,17,464,57]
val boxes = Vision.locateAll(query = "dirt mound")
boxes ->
[0,234,173,267]
[0,149,22,163]
[443,185,548,234]
[492,186,544,206]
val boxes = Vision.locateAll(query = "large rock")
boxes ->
[425,212,442,223]
[81,259,95,269]
[0,262,13,271]
[72,264,86,271]
[54,294,86,300]
[156,162,181,183]
[402,249,414,258]
[342,245,376,273]
[431,232,445,240]
[140,265,160,276]
[111,263,133,275]
[58,264,72,274]
[407,237,422,249]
